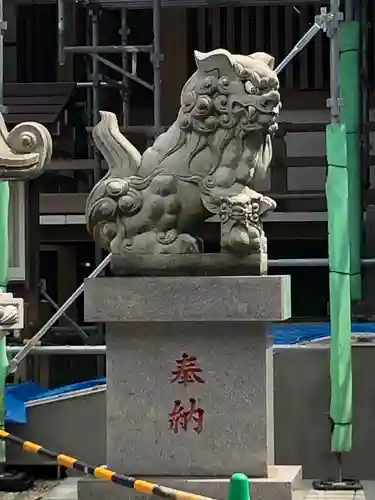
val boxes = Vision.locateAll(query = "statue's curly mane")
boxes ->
[138,49,279,189]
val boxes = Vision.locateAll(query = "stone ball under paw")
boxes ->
[222,226,250,254]
[222,225,263,256]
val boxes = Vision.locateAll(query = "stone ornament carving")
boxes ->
[0,113,53,181]
[0,293,24,331]
[0,114,52,335]
[86,48,281,262]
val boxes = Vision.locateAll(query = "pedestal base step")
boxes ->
[78,465,302,500]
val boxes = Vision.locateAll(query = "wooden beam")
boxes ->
[273,156,375,168]
[281,90,375,110]
[266,221,327,241]
[39,193,88,214]
[161,8,188,125]
[41,225,91,243]
[46,159,95,171]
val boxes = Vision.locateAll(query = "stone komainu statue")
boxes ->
[85,49,281,258]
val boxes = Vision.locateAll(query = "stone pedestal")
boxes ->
[81,275,302,500]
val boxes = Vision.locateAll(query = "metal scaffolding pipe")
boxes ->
[39,287,89,341]
[64,45,152,54]
[345,0,353,21]
[94,54,153,90]
[269,258,375,267]
[7,346,106,356]
[272,192,325,200]
[77,81,122,87]
[121,7,129,128]
[92,14,100,131]
[275,22,322,75]
[7,253,112,374]
[269,258,329,267]
[10,252,375,368]
[0,0,4,111]
[152,0,161,134]
[57,0,65,66]
[90,10,103,278]
[329,3,341,124]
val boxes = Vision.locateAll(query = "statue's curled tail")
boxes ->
[85,111,142,251]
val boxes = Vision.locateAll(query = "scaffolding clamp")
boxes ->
[76,0,101,17]
[316,6,345,114]
[315,7,343,38]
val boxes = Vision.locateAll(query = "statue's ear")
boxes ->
[194,49,235,77]
[250,52,275,70]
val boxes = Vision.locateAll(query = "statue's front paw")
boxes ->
[221,226,261,257]
[221,222,267,257]
[259,195,276,214]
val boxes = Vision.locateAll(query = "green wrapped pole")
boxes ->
[326,123,352,453]
[0,180,9,464]
[339,21,362,300]
[227,473,250,500]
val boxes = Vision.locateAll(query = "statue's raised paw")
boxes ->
[221,225,262,257]
[258,195,277,214]
[219,192,271,258]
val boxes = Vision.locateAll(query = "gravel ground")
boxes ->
[1,481,59,500]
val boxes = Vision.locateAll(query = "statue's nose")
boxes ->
[259,91,280,111]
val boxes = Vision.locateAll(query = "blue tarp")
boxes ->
[272,321,375,345]
[5,321,375,425]
[5,378,106,425]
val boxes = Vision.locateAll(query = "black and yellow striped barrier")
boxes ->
[0,429,216,500]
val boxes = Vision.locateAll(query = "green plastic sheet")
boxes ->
[326,123,352,453]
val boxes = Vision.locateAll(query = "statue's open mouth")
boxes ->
[246,106,279,133]
[229,95,280,135]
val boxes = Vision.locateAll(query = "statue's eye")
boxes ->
[245,81,260,95]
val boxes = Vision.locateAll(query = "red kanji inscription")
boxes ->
[170,353,205,386]
[168,398,204,434]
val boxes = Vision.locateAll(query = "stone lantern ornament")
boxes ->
[0,112,52,490]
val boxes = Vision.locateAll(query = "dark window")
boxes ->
[16,3,57,82]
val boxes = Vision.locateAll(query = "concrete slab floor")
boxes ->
[42,478,78,500]
[39,479,375,500]
[1,481,59,500]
